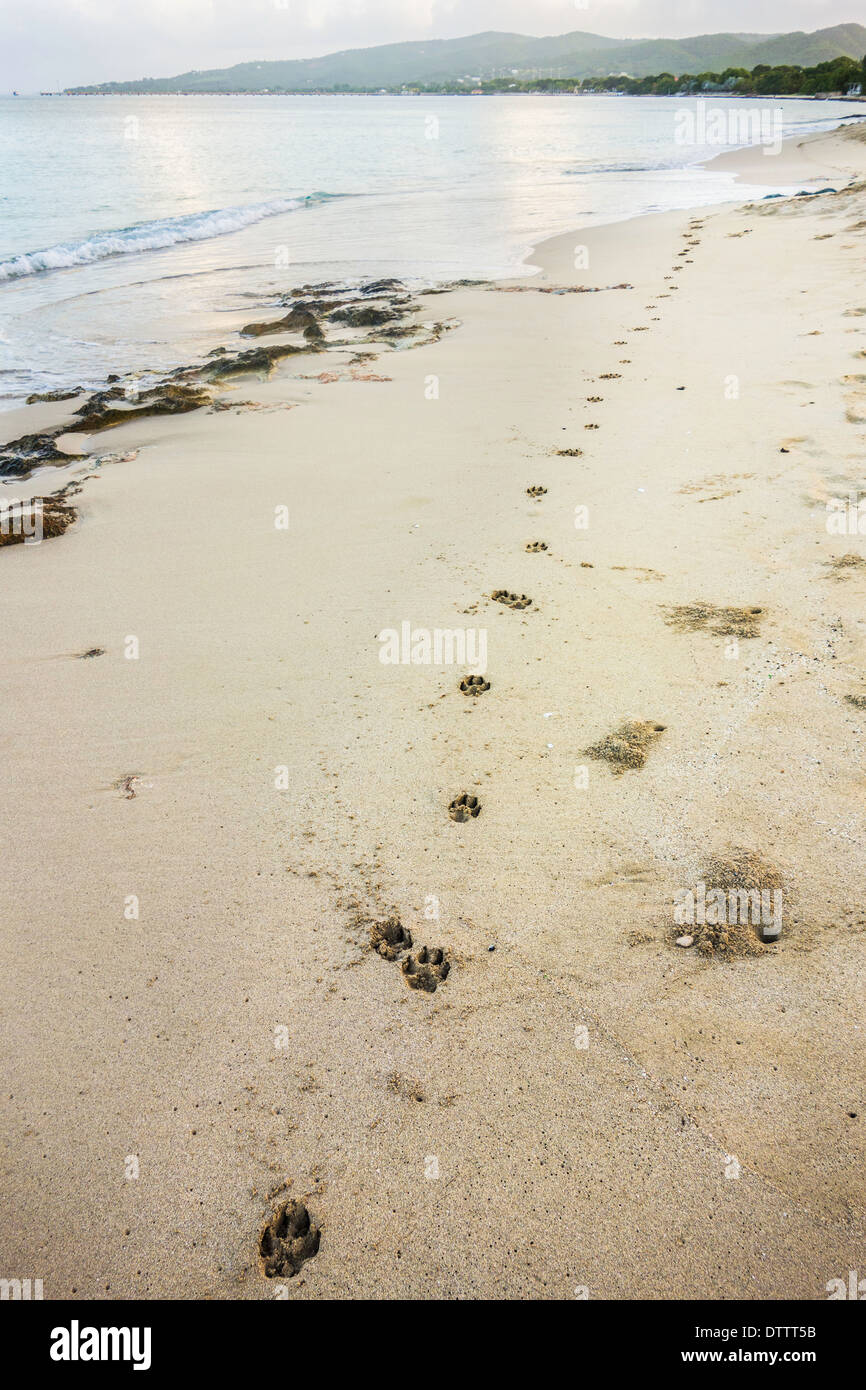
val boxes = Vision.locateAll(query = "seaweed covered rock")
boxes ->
[0,431,70,479]
[203,341,317,380]
[327,302,413,328]
[25,387,83,403]
[0,495,76,547]
[68,382,212,432]
[241,304,322,338]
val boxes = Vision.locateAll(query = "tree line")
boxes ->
[399,54,866,98]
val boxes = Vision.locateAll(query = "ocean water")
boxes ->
[0,92,862,409]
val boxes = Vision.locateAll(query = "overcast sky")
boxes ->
[1,1,859,91]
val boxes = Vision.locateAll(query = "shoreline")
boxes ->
[5,115,864,432]
[35,93,866,101]
[2,122,866,1299]
[702,115,866,185]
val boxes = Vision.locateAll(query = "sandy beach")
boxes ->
[2,120,866,1300]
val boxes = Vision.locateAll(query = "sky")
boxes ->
[0,0,860,91]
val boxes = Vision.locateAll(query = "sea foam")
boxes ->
[0,193,335,281]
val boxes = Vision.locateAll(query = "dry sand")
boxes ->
[2,122,866,1301]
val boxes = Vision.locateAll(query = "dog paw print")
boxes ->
[259,1200,320,1279]
[370,917,413,960]
[491,589,531,609]
[586,395,603,403]
[449,792,481,821]
[584,423,599,430]
[460,675,490,696]
[402,946,450,993]
[526,485,547,498]
[525,540,548,552]
[113,773,145,800]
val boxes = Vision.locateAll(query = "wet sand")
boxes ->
[1,122,866,1300]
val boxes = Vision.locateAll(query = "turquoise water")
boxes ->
[0,93,862,407]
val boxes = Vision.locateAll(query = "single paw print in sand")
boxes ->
[449,792,481,821]
[460,674,490,695]
[526,484,547,498]
[491,589,531,609]
[113,773,146,800]
[525,541,548,552]
[402,946,450,993]
[370,917,413,959]
[586,395,603,403]
[259,1200,320,1279]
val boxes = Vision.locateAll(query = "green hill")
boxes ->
[64,24,866,93]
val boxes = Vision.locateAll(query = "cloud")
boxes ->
[0,0,858,90]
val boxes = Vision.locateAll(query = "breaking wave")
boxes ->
[0,193,340,281]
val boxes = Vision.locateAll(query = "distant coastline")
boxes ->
[52,22,866,99]
[44,89,866,101]
[59,58,866,101]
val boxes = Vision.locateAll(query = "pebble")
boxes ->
[676,935,694,948]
